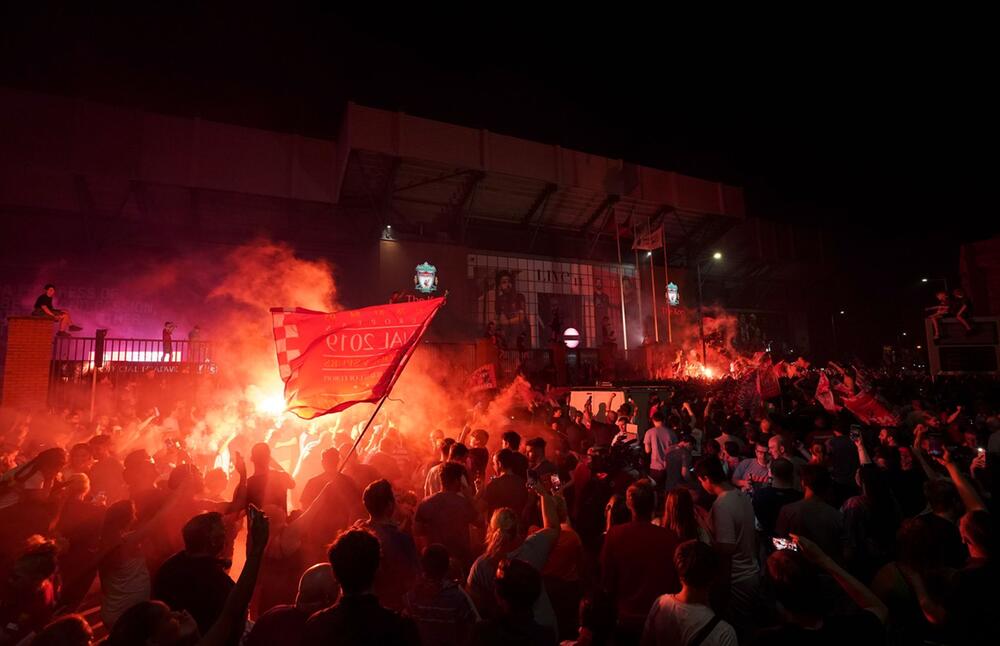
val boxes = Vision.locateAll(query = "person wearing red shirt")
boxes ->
[600,481,681,645]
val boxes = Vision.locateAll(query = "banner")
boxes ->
[466,364,497,393]
[632,224,664,251]
[833,382,854,397]
[842,391,900,427]
[815,371,840,413]
[271,297,445,419]
[852,365,873,393]
[756,366,781,400]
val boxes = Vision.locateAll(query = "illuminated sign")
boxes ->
[563,327,580,348]
[414,261,438,294]
[667,282,680,306]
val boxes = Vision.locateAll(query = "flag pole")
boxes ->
[339,394,389,473]
[614,207,628,355]
[648,218,659,343]
[661,222,672,344]
[633,217,643,338]
[339,333,421,473]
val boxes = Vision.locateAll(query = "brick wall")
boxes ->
[2,316,54,410]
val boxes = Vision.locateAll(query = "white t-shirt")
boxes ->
[641,594,737,646]
[710,489,759,583]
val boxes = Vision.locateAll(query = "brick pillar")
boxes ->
[2,316,55,410]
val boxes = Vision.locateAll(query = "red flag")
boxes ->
[271,297,445,419]
[852,365,872,393]
[756,367,781,400]
[631,224,664,251]
[833,381,854,397]
[815,371,840,413]
[466,364,497,393]
[842,391,900,427]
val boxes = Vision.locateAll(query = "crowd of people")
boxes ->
[1,361,999,645]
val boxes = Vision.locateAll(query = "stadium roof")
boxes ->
[335,103,744,265]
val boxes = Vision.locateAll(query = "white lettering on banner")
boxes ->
[101,363,186,374]
[323,374,376,383]
[315,320,423,387]
[322,327,418,354]
[322,364,393,372]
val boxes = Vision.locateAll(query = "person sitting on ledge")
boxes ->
[32,283,82,336]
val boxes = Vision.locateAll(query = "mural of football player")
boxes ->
[601,315,616,346]
[495,270,527,349]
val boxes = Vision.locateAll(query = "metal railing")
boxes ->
[49,336,216,410]
[52,336,214,366]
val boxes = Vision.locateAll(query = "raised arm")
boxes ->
[292,432,321,480]
[703,395,715,423]
[220,451,248,515]
[939,448,985,513]
[910,425,942,482]
[855,435,872,465]
[533,486,561,544]
[199,505,269,646]
[793,534,888,624]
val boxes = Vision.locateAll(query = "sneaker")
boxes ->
[69,325,83,332]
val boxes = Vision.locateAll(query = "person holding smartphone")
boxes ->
[760,534,887,645]
[775,465,846,563]
[467,482,561,637]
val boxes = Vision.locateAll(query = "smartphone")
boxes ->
[549,473,562,493]
[772,537,799,551]
[849,425,862,442]
[977,447,986,455]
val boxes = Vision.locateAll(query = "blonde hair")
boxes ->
[485,508,520,558]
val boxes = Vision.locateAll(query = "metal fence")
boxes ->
[46,336,608,411]
[51,336,213,365]
[49,336,216,410]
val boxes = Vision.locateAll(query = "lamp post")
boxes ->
[696,251,723,364]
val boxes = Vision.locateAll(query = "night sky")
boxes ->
[2,8,997,353]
